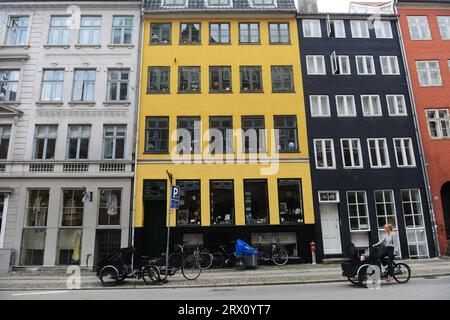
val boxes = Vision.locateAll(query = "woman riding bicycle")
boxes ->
[373,223,396,282]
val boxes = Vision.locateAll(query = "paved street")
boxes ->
[1,275,449,300]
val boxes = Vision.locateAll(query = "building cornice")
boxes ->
[0,1,140,10]
[143,11,296,19]
[297,13,399,20]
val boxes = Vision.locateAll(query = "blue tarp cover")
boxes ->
[235,239,259,256]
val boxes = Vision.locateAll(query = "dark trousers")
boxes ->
[379,246,394,277]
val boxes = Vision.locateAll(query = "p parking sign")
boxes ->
[170,185,180,209]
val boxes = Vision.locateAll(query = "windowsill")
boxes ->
[238,42,261,45]
[211,223,235,227]
[397,165,417,168]
[209,42,232,46]
[0,101,20,106]
[370,166,391,169]
[178,91,201,94]
[0,44,30,49]
[44,44,70,49]
[269,42,292,45]
[209,90,233,94]
[350,230,370,233]
[146,91,171,95]
[149,42,172,46]
[179,43,202,46]
[75,44,101,49]
[316,167,337,170]
[36,101,63,106]
[103,101,131,106]
[419,84,443,88]
[240,90,264,94]
[176,224,202,227]
[342,167,364,170]
[68,101,95,106]
[143,151,170,155]
[107,44,134,49]
[245,222,270,226]
[276,150,300,154]
[272,90,296,94]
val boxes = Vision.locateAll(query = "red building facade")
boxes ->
[397,0,450,255]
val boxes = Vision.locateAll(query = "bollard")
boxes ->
[310,241,317,265]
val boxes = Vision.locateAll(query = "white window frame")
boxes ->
[331,52,351,75]
[72,69,96,102]
[437,16,450,40]
[393,138,416,168]
[41,69,64,102]
[361,95,382,117]
[374,190,401,256]
[309,95,330,117]
[0,125,12,160]
[367,138,390,168]
[350,20,369,38]
[380,56,400,75]
[407,16,431,40]
[48,16,70,45]
[341,138,363,169]
[33,125,58,160]
[336,95,356,117]
[78,16,102,45]
[326,17,345,38]
[0,69,20,102]
[347,191,370,232]
[306,55,326,75]
[102,125,127,160]
[206,0,231,7]
[416,61,442,87]
[374,20,393,39]
[426,109,450,139]
[386,95,407,116]
[356,55,376,75]
[303,19,322,38]
[313,139,336,169]
[5,15,30,45]
[67,125,91,160]
[107,69,130,102]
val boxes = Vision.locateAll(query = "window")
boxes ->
[34,125,57,160]
[278,179,304,224]
[41,69,64,102]
[180,23,201,44]
[48,16,70,45]
[179,67,201,93]
[367,138,390,168]
[331,53,351,75]
[416,61,442,87]
[306,55,326,75]
[393,138,416,167]
[210,180,234,225]
[163,0,186,5]
[327,19,345,38]
[67,125,90,160]
[210,23,230,44]
[177,180,201,226]
[271,66,294,92]
[103,125,126,160]
[375,190,400,253]
[107,69,129,101]
[145,116,169,153]
[350,20,369,38]
[274,115,298,152]
[148,67,170,93]
[61,189,84,227]
[302,19,321,38]
[72,69,96,101]
[209,116,233,154]
[356,56,375,75]
[98,189,121,225]
[239,23,260,43]
[374,20,393,39]
[112,16,133,45]
[341,138,363,168]
[347,191,370,231]
[407,16,431,40]
[79,16,101,45]
[0,125,11,159]
[387,95,407,116]
[361,95,382,117]
[0,70,19,102]
[380,56,400,75]
[240,66,263,92]
[242,116,266,153]
[25,189,49,227]
[269,23,290,43]
[314,139,335,169]
[310,95,330,117]
[252,0,275,5]
[177,116,201,154]
[426,109,450,139]
[57,229,82,265]
[209,66,232,93]
[208,0,230,5]
[437,16,450,40]
[150,23,171,44]
[401,189,429,258]
[20,229,46,266]
[336,95,356,117]
[6,16,29,45]
[244,180,269,225]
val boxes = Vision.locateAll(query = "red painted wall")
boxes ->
[398,7,450,255]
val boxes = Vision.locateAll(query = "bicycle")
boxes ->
[192,243,213,269]
[255,235,289,266]
[155,253,202,281]
[211,243,236,268]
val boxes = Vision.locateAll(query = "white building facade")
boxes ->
[0,0,140,267]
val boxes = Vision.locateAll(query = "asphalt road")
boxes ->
[1,275,449,300]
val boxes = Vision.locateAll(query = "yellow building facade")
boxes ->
[135,2,315,260]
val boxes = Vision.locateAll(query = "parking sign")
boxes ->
[170,185,180,209]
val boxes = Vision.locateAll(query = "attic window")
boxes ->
[251,0,276,6]
[208,0,231,6]
[162,0,187,6]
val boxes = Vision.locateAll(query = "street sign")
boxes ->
[170,185,180,209]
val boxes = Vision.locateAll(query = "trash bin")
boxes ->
[0,249,14,275]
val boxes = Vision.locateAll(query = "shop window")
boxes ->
[251,232,298,257]
[98,189,121,226]
[244,180,269,225]
[57,229,82,265]
[177,180,201,226]
[94,229,121,265]
[61,189,84,226]
[278,179,304,224]
[20,229,46,265]
[210,180,235,225]
[26,189,49,227]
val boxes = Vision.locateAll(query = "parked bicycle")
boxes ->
[155,254,202,281]
[211,243,237,268]
[255,235,289,266]
[192,243,214,269]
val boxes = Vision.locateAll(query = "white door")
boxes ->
[320,203,342,255]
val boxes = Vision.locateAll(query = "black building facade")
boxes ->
[297,14,436,260]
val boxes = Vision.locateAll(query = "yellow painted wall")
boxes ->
[136,16,314,228]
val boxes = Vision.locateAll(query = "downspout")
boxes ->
[393,0,441,257]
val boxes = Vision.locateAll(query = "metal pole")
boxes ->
[163,171,173,282]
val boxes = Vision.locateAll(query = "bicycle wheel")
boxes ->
[99,266,119,287]
[181,256,202,280]
[272,248,289,266]
[347,276,360,285]
[168,252,183,269]
[199,252,213,269]
[393,262,411,284]
[142,265,160,285]
[211,252,225,268]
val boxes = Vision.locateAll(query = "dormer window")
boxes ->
[251,0,276,6]
[208,0,231,6]
[163,0,187,6]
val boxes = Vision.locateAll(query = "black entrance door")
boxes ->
[441,182,450,241]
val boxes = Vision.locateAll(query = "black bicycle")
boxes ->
[255,235,289,266]
[165,244,202,280]
[192,243,214,269]
[211,244,236,268]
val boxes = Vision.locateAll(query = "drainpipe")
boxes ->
[393,0,441,257]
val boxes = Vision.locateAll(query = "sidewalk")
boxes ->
[1,258,450,291]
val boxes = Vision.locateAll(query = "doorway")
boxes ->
[320,203,342,255]
[441,182,450,243]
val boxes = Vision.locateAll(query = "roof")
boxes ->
[397,0,450,3]
[350,1,391,7]
[142,0,297,12]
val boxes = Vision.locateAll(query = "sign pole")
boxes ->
[163,170,173,282]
